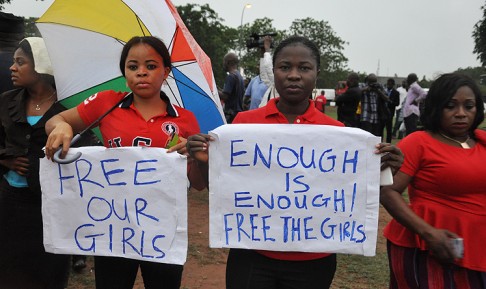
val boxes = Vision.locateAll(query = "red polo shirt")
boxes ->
[77,90,199,148]
[233,97,344,261]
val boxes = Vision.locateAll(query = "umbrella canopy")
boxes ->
[36,0,225,133]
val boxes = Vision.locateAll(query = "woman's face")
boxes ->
[273,44,318,105]
[440,86,477,137]
[10,48,39,88]
[124,43,170,99]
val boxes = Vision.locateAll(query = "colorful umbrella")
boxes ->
[36,0,225,134]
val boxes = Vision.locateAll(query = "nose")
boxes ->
[287,67,301,80]
[137,67,147,77]
[455,106,467,117]
[10,62,16,72]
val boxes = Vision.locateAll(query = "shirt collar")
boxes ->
[119,91,178,117]
[264,97,319,123]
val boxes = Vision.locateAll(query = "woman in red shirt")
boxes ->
[381,73,486,289]
[187,36,403,289]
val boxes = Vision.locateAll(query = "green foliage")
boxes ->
[238,18,284,77]
[24,17,41,37]
[473,2,486,66]
[454,66,486,96]
[177,3,237,87]
[0,0,11,11]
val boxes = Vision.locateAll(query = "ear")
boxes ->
[163,66,171,79]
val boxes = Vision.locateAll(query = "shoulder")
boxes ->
[473,129,486,144]
[233,107,267,123]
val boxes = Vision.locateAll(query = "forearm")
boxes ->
[380,187,435,239]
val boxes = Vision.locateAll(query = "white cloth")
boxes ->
[23,37,53,76]
[259,52,273,87]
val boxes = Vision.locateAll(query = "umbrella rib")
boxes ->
[167,73,212,100]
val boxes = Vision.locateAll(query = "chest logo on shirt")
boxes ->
[162,122,179,136]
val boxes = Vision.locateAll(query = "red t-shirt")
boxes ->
[77,90,199,148]
[314,94,327,112]
[384,130,486,271]
[233,97,343,261]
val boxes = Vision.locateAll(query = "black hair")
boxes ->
[387,78,395,85]
[407,73,418,85]
[119,36,171,76]
[272,36,320,70]
[420,73,484,134]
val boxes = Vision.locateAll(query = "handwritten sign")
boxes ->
[40,147,188,265]
[208,124,381,256]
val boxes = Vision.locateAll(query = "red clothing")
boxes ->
[233,97,343,261]
[384,130,486,271]
[77,90,199,148]
[314,94,327,112]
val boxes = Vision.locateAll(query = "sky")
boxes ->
[3,0,485,80]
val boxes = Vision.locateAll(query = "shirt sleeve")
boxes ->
[259,52,274,87]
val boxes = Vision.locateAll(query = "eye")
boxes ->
[278,65,290,71]
[147,64,157,70]
[127,64,137,71]
[300,66,311,71]
[444,101,455,109]
[465,102,476,110]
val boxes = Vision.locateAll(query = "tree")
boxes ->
[0,0,11,11]
[286,18,348,88]
[237,17,284,77]
[177,3,237,86]
[24,17,41,37]
[473,2,486,66]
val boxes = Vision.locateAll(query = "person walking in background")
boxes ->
[45,36,206,289]
[220,52,244,123]
[402,73,427,135]
[360,73,390,137]
[335,72,361,127]
[381,73,486,289]
[186,36,403,289]
[314,90,327,113]
[392,80,408,139]
[384,78,400,143]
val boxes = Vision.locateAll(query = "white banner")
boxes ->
[40,147,188,265]
[209,124,381,256]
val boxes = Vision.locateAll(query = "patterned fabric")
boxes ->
[360,91,379,123]
[387,241,486,289]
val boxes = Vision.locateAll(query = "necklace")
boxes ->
[34,91,56,111]
[439,132,471,149]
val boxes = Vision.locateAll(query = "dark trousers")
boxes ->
[94,256,183,289]
[361,121,384,137]
[384,114,394,143]
[0,179,70,289]
[404,114,419,136]
[392,109,402,138]
[226,249,337,289]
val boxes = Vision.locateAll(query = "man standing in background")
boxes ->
[220,52,245,123]
[335,72,361,127]
[402,73,427,135]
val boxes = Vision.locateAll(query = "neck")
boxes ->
[439,131,470,142]
[277,99,309,123]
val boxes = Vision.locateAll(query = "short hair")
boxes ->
[407,73,418,85]
[119,36,171,77]
[272,36,320,70]
[420,73,484,133]
[387,78,395,85]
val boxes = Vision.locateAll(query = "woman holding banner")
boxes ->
[381,73,486,289]
[44,36,206,289]
[186,35,403,289]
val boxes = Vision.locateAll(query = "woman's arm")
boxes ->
[45,107,87,160]
[380,172,459,263]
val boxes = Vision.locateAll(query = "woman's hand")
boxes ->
[375,143,403,175]
[167,136,188,156]
[45,121,74,160]
[186,133,213,163]
[421,228,460,264]
[0,157,29,175]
